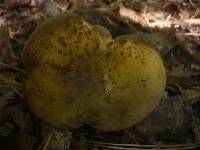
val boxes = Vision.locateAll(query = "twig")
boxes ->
[124,130,139,144]
[185,19,200,26]
[42,133,53,150]
[88,141,200,149]
[176,33,200,36]
[0,61,25,73]
[161,41,178,56]
[0,75,22,87]
[37,132,54,150]
[164,14,171,25]
[191,8,200,19]
[189,0,196,8]
[119,5,147,27]
[119,5,200,29]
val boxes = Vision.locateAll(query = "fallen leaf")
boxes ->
[0,26,15,62]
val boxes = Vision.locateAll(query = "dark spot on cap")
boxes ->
[48,28,55,36]
[113,65,117,69]
[69,50,72,55]
[38,89,42,94]
[86,51,91,57]
[105,52,112,61]
[141,60,145,64]
[118,38,127,44]
[141,79,146,87]
[63,52,67,56]
[57,36,67,47]
[104,95,111,104]
[96,42,100,50]
[135,42,138,45]
[128,49,133,57]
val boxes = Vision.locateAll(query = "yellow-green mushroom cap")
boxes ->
[23,13,166,131]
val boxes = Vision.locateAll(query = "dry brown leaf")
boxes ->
[4,105,29,130]
[0,91,15,122]
[182,89,200,104]
[37,0,60,16]
[169,64,199,78]
[0,26,15,61]
[68,0,82,11]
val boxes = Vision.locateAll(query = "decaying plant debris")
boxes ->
[0,0,200,150]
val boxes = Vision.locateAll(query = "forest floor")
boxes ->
[0,0,200,150]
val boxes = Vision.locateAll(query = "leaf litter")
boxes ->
[0,0,200,150]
